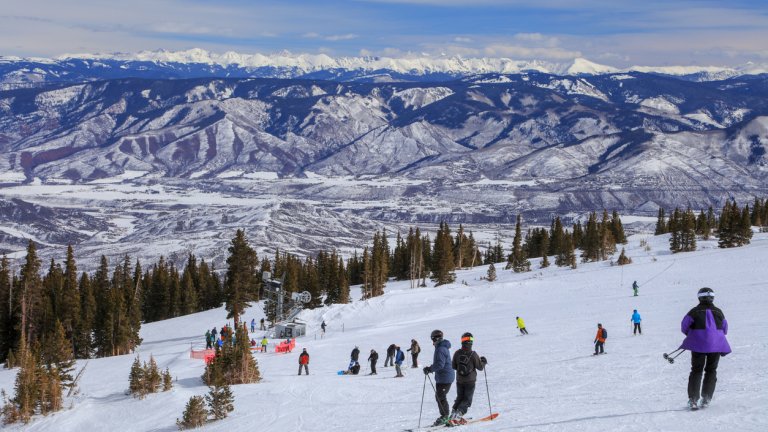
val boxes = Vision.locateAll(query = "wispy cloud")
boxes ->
[2,0,767,67]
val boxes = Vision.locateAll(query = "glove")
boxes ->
[480,356,487,365]
[423,366,432,375]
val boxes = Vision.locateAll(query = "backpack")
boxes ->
[456,350,474,377]
[601,328,608,339]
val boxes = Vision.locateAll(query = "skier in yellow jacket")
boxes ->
[516,316,528,335]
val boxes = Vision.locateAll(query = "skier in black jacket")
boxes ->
[385,343,396,367]
[449,332,486,426]
[351,346,360,362]
[368,349,379,375]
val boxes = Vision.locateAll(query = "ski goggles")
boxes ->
[461,335,474,343]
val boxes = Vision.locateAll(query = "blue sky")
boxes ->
[2,0,768,66]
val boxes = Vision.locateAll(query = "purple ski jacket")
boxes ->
[680,303,731,355]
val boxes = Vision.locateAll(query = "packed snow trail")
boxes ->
[1,234,767,431]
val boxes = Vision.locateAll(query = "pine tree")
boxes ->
[223,230,258,325]
[540,231,550,268]
[0,256,14,363]
[617,248,632,265]
[18,240,43,345]
[610,210,627,244]
[486,263,497,282]
[162,368,173,391]
[432,222,455,286]
[206,383,234,421]
[129,356,145,398]
[144,355,162,395]
[581,212,600,262]
[75,272,95,358]
[177,395,208,429]
[40,320,75,394]
[654,208,667,235]
[60,245,80,354]
[508,215,531,272]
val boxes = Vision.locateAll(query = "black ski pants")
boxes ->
[298,364,308,375]
[519,327,528,335]
[633,323,642,335]
[370,360,377,374]
[411,353,419,367]
[594,341,604,354]
[688,352,720,401]
[435,383,452,417]
[452,382,476,416]
[385,354,394,367]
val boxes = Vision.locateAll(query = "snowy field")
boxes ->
[1,233,767,431]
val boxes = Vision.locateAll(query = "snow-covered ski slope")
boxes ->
[2,233,767,431]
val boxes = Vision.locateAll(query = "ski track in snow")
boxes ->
[1,234,768,431]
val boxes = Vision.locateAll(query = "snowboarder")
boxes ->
[449,332,487,425]
[250,318,256,333]
[680,287,731,409]
[407,339,421,368]
[631,309,642,335]
[368,349,379,375]
[261,337,269,353]
[423,330,455,427]
[593,323,607,355]
[385,343,396,367]
[321,320,327,334]
[205,330,212,349]
[516,316,528,335]
[298,348,309,375]
[633,280,639,296]
[394,346,405,377]
[260,318,266,330]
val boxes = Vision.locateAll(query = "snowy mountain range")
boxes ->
[2,49,768,88]
[2,51,768,266]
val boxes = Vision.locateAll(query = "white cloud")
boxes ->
[325,34,358,41]
[454,37,472,43]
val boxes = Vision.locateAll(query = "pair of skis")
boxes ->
[404,413,499,431]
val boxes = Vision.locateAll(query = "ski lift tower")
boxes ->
[262,271,311,337]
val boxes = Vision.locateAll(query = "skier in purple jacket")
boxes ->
[680,287,731,409]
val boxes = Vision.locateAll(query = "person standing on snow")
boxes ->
[631,310,642,335]
[394,346,406,377]
[260,318,266,330]
[250,318,256,333]
[321,320,327,334]
[261,336,269,353]
[407,339,421,368]
[680,287,731,409]
[516,316,528,335]
[423,330,455,427]
[368,349,379,375]
[298,348,310,375]
[632,280,639,296]
[385,343,396,367]
[449,332,487,425]
[593,323,607,355]
[205,330,212,349]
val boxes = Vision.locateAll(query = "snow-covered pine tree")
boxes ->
[129,356,145,398]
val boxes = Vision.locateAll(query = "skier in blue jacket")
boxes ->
[631,309,642,335]
[423,329,455,426]
[394,346,405,377]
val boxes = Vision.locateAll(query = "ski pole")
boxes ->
[663,348,685,364]
[418,373,427,428]
[483,367,492,418]
[426,373,436,392]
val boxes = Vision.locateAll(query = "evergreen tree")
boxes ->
[40,320,75,394]
[486,263,497,282]
[581,212,600,262]
[507,215,531,272]
[431,222,455,285]
[177,395,208,429]
[18,241,43,344]
[540,231,550,268]
[610,210,627,244]
[223,230,258,325]
[75,272,95,359]
[654,208,667,235]
[162,368,173,391]
[0,256,14,363]
[129,356,145,398]
[617,248,632,265]
[144,355,162,395]
[206,383,234,421]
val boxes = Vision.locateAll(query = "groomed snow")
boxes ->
[1,233,767,431]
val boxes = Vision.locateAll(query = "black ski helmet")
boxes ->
[430,329,443,342]
[461,332,474,346]
[698,287,715,303]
